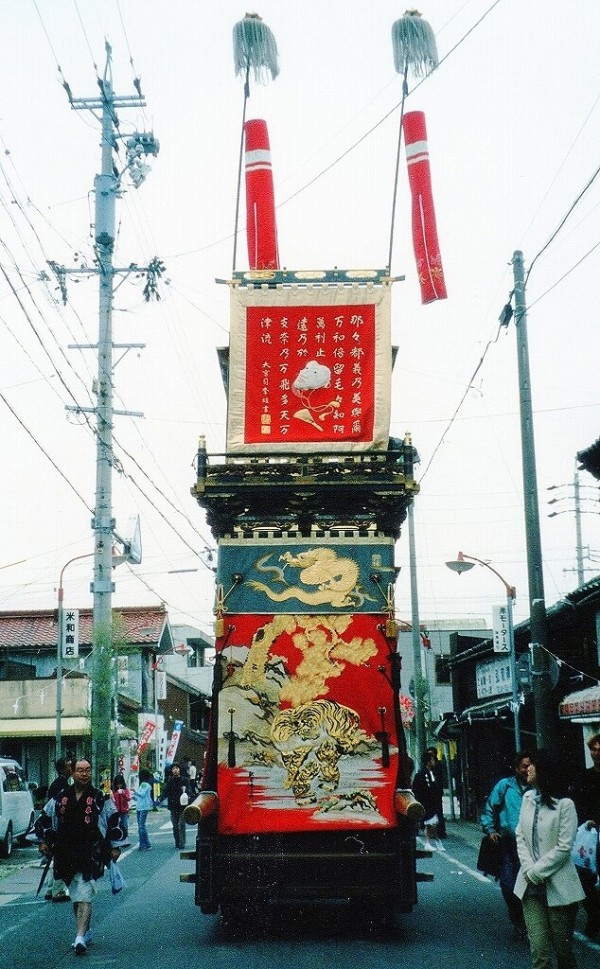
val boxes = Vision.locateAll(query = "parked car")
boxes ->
[0,758,36,858]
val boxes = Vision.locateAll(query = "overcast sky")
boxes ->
[0,0,599,640]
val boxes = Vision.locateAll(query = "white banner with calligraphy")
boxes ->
[227,282,392,453]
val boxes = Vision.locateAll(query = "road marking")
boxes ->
[417,837,494,884]
[435,850,496,883]
[0,897,43,907]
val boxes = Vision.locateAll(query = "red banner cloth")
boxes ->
[227,283,392,453]
[243,301,376,444]
[402,110,447,304]
[213,612,401,834]
[244,118,279,270]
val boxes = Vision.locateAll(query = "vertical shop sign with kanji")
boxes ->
[62,608,79,659]
[492,604,510,653]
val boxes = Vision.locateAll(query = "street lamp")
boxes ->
[445,551,522,751]
[56,553,94,759]
[56,546,128,767]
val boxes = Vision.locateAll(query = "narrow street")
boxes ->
[1,812,598,969]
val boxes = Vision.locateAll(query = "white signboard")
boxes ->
[476,656,513,699]
[492,604,510,653]
[155,670,167,700]
[62,608,79,659]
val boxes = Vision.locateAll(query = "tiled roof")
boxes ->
[0,605,170,649]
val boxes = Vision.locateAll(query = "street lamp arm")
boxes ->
[56,551,95,761]
[445,549,521,752]
[456,552,516,600]
[59,552,95,602]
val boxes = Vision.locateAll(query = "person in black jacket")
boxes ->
[570,732,600,939]
[35,759,123,956]
[426,745,447,838]
[161,763,192,849]
[44,757,73,901]
[413,750,445,851]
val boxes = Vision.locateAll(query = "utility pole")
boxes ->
[548,469,596,584]
[512,251,558,749]
[57,44,159,778]
[573,469,585,586]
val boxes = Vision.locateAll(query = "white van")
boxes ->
[0,758,35,858]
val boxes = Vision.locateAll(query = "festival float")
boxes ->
[182,10,446,925]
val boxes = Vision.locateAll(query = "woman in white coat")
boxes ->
[515,749,585,969]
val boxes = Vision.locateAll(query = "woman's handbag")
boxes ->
[571,823,598,875]
[477,834,503,878]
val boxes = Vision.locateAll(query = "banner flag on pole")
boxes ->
[165,720,184,767]
[137,720,156,754]
[245,118,279,270]
[402,110,447,304]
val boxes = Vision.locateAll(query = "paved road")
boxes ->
[1,813,599,969]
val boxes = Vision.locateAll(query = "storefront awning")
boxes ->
[0,717,91,738]
[434,696,514,737]
[0,718,136,739]
[559,685,600,722]
[456,696,512,723]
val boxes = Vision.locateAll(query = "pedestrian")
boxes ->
[35,759,124,957]
[515,748,585,969]
[569,731,600,939]
[132,770,153,850]
[43,757,73,902]
[426,745,447,838]
[481,750,532,937]
[152,769,162,810]
[188,759,198,797]
[413,749,445,851]
[160,762,191,849]
[111,773,131,838]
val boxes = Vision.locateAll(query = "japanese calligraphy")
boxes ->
[244,304,376,444]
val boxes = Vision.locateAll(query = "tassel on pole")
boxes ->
[233,13,279,88]
[391,9,438,81]
[387,9,438,275]
[231,13,279,275]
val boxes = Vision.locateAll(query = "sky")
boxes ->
[0,0,599,640]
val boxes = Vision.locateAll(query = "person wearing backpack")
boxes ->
[481,750,532,937]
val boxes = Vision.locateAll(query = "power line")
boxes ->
[525,159,600,288]
[417,319,506,482]
[112,433,213,549]
[171,0,504,260]
[422,126,600,485]
[0,389,93,513]
[527,237,600,311]
[73,0,99,75]
[113,448,212,561]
